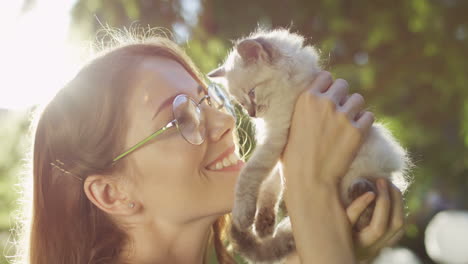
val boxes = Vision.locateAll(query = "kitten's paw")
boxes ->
[348,178,377,231]
[348,178,377,200]
[273,218,296,257]
[232,202,257,230]
[255,206,276,237]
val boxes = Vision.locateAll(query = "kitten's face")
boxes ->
[209,30,320,118]
[208,37,278,118]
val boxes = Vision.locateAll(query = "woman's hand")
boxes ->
[282,71,374,190]
[281,71,375,263]
[345,178,405,263]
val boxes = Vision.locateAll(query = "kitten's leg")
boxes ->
[256,166,283,237]
[347,178,377,231]
[230,216,295,263]
[233,122,290,230]
[272,216,295,257]
[233,145,281,230]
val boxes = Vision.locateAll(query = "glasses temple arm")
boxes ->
[112,120,177,163]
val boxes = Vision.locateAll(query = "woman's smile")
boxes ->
[206,145,245,171]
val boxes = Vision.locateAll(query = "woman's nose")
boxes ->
[205,107,236,142]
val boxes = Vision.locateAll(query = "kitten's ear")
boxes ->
[237,39,263,63]
[207,66,226,78]
[237,38,277,64]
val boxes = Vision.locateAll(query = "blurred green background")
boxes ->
[1,0,467,263]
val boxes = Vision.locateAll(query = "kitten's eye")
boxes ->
[248,88,255,98]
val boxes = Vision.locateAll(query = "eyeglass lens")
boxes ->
[173,95,206,145]
[172,84,234,145]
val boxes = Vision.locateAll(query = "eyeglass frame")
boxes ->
[111,83,234,164]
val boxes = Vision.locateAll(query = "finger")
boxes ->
[346,192,376,225]
[364,227,404,258]
[360,182,405,252]
[339,94,351,106]
[326,78,349,105]
[340,93,365,120]
[365,178,391,244]
[386,228,405,247]
[311,71,333,93]
[388,183,405,232]
[358,229,404,262]
[355,111,374,135]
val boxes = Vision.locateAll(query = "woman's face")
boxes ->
[123,57,242,225]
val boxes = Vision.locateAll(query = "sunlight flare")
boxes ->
[0,0,79,110]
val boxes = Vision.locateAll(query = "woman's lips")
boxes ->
[209,159,245,172]
[206,145,236,168]
[206,145,245,171]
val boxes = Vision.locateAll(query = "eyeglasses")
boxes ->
[112,83,235,164]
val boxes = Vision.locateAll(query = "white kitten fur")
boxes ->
[209,28,411,263]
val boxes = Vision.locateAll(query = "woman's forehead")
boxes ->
[133,57,200,109]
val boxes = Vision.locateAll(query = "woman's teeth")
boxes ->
[210,153,241,171]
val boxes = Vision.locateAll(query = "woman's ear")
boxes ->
[84,175,139,216]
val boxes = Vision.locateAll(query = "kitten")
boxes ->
[208,28,411,263]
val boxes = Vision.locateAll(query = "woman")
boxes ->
[18,33,404,264]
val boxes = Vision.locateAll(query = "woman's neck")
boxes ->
[121,215,217,264]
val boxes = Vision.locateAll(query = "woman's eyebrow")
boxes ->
[152,95,177,120]
[152,85,205,120]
